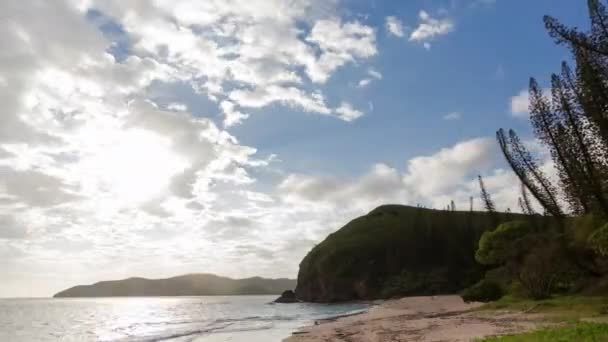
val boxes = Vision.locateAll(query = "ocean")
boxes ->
[0,295,368,342]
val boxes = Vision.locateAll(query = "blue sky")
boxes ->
[229,0,588,176]
[0,0,592,297]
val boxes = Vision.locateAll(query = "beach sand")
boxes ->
[284,295,547,342]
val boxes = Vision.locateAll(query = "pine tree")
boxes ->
[478,175,496,213]
[521,183,536,215]
[544,0,608,57]
[496,128,563,217]
[528,78,586,214]
[552,68,608,214]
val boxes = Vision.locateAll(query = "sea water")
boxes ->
[0,295,368,341]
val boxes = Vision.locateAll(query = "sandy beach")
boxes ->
[284,296,548,342]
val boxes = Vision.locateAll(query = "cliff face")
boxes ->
[295,205,535,302]
[54,274,295,297]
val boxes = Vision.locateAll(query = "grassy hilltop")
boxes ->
[295,205,546,302]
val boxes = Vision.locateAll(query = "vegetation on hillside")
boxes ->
[295,205,538,302]
[464,0,608,302]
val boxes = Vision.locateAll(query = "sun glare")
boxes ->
[81,128,189,205]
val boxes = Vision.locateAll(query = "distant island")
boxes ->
[53,273,295,297]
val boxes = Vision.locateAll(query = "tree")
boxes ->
[496,129,563,217]
[528,78,587,214]
[478,175,495,213]
[544,0,608,58]
[519,183,536,216]
[541,0,608,217]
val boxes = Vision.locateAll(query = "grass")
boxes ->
[478,295,608,322]
[476,295,608,341]
[479,322,608,341]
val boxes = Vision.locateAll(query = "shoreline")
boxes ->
[284,295,548,342]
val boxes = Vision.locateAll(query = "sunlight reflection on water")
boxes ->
[0,296,368,342]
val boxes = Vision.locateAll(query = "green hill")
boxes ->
[53,274,295,297]
[295,205,542,302]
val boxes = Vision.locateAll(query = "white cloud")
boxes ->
[443,112,462,120]
[220,101,249,127]
[385,16,405,37]
[409,10,454,44]
[357,68,383,88]
[167,103,188,112]
[86,0,376,119]
[358,79,372,88]
[335,102,365,121]
[278,137,527,215]
[229,86,332,114]
[403,138,496,197]
[510,88,550,117]
[306,17,378,83]
[368,69,383,80]
[510,90,530,116]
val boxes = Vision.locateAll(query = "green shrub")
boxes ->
[567,214,603,248]
[476,221,535,265]
[461,279,504,303]
[589,223,608,257]
[517,244,563,300]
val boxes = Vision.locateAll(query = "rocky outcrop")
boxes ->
[274,290,299,303]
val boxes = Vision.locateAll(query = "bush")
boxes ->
[461,279,504,303]
[476,221,535,265]
[381,269,450,298]
[589,223,608,257]
[517,242,574,300]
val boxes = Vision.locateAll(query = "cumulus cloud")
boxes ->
[220,101,249,127]
[386,16,405,37]
[278,137,526,214]
[409,10,454,44]
[306,18,378,83]
[86,0,376,119]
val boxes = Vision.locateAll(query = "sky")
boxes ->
[0,0,591,297]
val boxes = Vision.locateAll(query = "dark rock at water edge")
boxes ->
[274,290,300,303]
